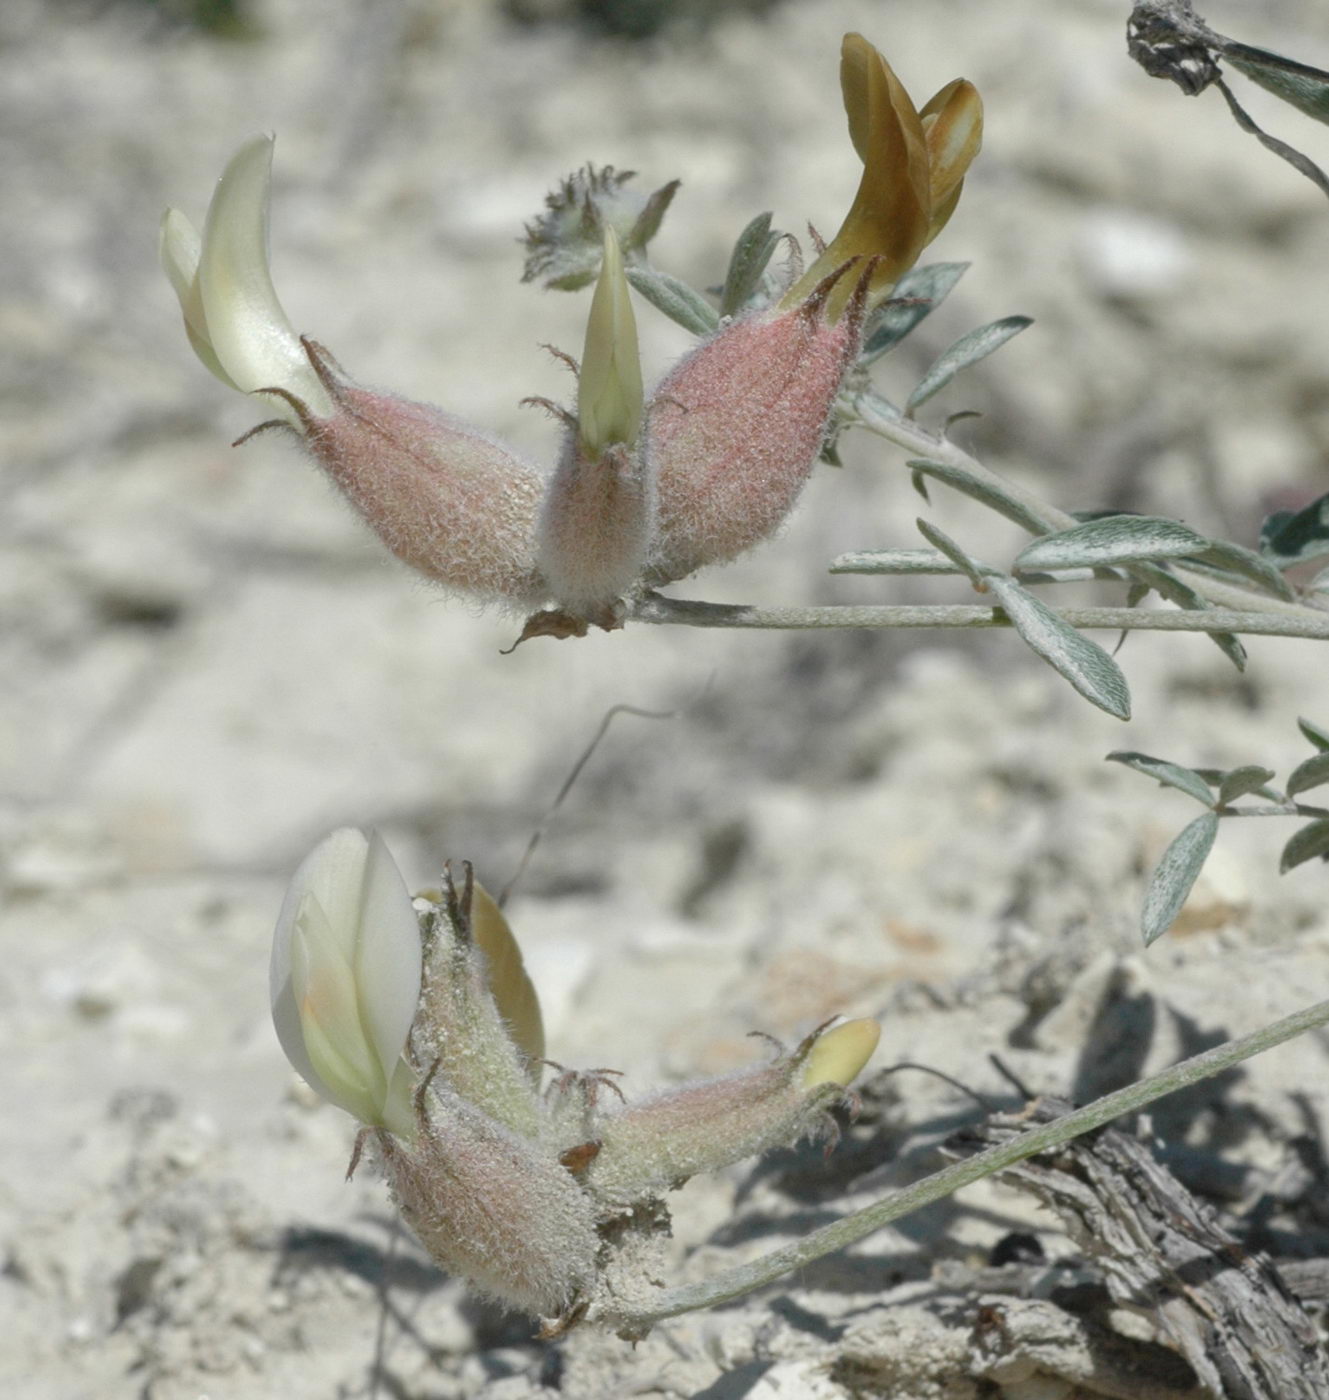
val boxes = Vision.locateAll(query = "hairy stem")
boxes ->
[631,594,1329,641]
[599,995,1329,1333]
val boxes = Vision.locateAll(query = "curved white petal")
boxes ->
[270,830,371,1103]
[270,828,422,1132]
[159,208,203,326]
[271,881,326,1104]
[198,135,333,417]
[160,209,243,391]
[290,905,384,1122]
[352,831,424,1086]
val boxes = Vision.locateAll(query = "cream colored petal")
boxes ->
[380,1055,420,1139]
[198,135,333,417]
[160,208,243,391]
[800,1018,881,1088]
[272,880,328,1103]
[159,208,204,331]
[469,883,545,1076]
[291,904,386,1123]
[351,831,424,1089]
[272,830,422,1132]
[577,226,643,454]
[271,830,376,1103]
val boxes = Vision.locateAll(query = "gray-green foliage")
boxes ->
[1261,490,1329,568]
[1109,720,1329,942]
[905,316,1032,414]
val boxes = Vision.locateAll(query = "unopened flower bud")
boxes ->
[537,228,653,618]
[580,1018,879,1209]
[798,1017,881,1090]
[270,829,422,1138]
[577,228,643,457]
[383,1083,598,1317]
[163,137,547,610]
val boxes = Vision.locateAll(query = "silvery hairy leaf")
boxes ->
[720,212,781,317]
[915,519,992,589]
[906,458,1055,536]
[1015,515,1209,572]
[905,316,1033,414]
[1142,812,1220,946]
[988,576,1131,720]
[1280,819,1329,874]
[1107,751,1216,806]
[1298,717,1329,753]
[625,264,718,336]
[1287,752,1329,799]
[1182,539,1294,600]
[829,548,963,576]
[1216,765,1278,805]
[1132,562,1247,671]
[860,262,969,364]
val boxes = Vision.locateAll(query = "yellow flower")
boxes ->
[781,33,983,318]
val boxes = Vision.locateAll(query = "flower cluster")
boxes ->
[271,829,881,1322]
[161,34,981,633]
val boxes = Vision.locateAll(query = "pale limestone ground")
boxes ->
[3,0,1329,1396]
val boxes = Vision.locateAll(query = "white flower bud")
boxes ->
[270,829,422,1137]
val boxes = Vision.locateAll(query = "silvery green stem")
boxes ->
[858,401,1323,623]
[631,595,1329,641]
[601,996,1329,1333]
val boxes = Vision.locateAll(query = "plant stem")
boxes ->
[630,594,1329,641]
[857,401,1323,623]
[599,996,1329,1334]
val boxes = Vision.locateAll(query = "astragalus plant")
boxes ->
[161,27,1329,1339]
[270,828,878,1331]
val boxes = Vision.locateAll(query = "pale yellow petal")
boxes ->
[470,882,546,1075]
[801,1018,881,1089]
[839,30,876,165]
[577,226,643,454]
